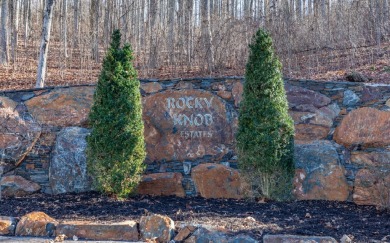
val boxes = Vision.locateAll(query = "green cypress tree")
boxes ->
[87,30,146,198]
[237,29,295,201]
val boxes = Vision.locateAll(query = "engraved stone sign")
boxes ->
[143,90,235,162]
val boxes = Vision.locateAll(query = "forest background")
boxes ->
[0,0,389,91]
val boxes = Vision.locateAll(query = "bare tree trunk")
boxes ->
[0,0,9,64]
[321,0,326,18]
[73,0,79,47]
[103,0,110,47]
[296,0,302,19]
[36,0,55,88]
[384,0,390,36]
[168,0,175,65]
[90,0,99,61]
[177,0,184,66]
[375,0,381,46]
[136,0,144,54]
[10,0,19,65]
[201,0,214,73]
[308,0,312,15]
[62,0,68,57]
[23,0,31,47]
[185,0,193,66]
[148,0,158,69]
[313,0,319,17]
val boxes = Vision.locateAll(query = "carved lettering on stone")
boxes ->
[143,90,234,162]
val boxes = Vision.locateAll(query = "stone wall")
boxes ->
[0,78,389,206]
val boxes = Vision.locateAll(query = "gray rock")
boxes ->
[191,227,229,243]
[49,127,92,194]
[319,103,340,121]
[293,141,350,201]
[343,90,360,106]
[286,84,331,110]
[294,140,340,171]
[263,234,337,243]
[20,93,35,101]
[228,234,259,243]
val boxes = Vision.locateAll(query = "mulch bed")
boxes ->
[1,192,389,242]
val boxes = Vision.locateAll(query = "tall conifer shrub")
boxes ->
[87,30,146,198]
[237,29,295,201]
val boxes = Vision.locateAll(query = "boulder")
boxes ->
[263,234,337,243]
[0,216,18,235]
[141,82,163,93]
[232,81,243,107]
[289,110,335,127]
[25,87,94,127]
[286,85,331,110]
[143,90,234,162]
[49,127,92,194]
[187,227,228,243]
[229,234,259,243]
[289,102,339,143]
[293,141,350,201]
[343,90,360,106]
[217,90,232,100]
[0,175,41,197]
[334,108,390,148]
[191,163,242,199]
[139,214,175,242]
[137,172,185,197]
[361,86,383,103]
[175,81,194,89]
[350,151,390,168]
[55,221,139,241]
[313,103,341,124]
[15,212,58,237]
[353,169,390,206]
[294,124,329,142]
[0,96,41,172]
[0,97,17,109]
[174,225,197,242]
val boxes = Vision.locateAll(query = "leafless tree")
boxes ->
[36,0,55,88]
[0,0,9,64]
[0,0,388,89]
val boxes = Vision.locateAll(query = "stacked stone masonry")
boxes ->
[0,77,389,206]
[2,210,341,242]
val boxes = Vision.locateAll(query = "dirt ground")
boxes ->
[0,192,389,242]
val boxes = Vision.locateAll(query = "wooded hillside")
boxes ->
[0,0,389,90]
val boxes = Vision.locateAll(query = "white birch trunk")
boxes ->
[35,0,55,88]
[0,0,9,64]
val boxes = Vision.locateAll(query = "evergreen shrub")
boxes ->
[87,30,146,198]
[237,29,295,201]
